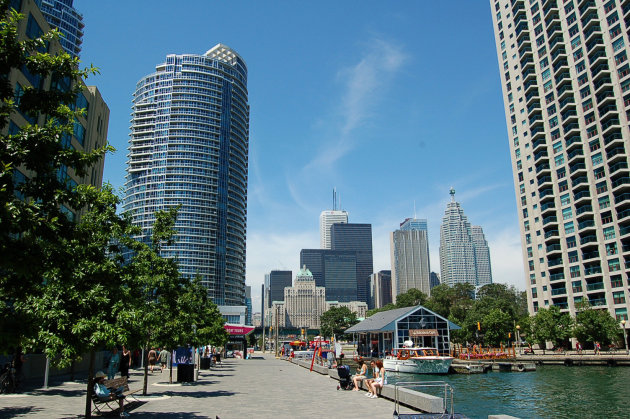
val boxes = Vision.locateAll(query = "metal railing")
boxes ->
[393,381,455,418]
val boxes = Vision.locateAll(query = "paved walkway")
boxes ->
[0,353,403,418]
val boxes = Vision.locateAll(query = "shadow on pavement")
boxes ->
[28,388,86,397]
[0,406,45,417]
[121,412,208,418]
[165,390,236,399]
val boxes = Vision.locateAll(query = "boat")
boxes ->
[384,346,454,374]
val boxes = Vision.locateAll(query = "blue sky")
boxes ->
[76,0,523,312]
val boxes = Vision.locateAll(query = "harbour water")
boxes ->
[386,365,630,418]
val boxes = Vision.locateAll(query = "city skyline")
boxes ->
[75,0,523,312]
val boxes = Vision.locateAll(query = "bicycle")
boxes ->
[0,362,17,394]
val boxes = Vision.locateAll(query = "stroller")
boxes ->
[336,365,353,390]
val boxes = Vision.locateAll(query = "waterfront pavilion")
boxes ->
[345,305,460,357]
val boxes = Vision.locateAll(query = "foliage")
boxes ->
[573,304,621,346]
[531,306,573,351]
[366,303,396,318]
[395,288,428,308]
[0,2,110,353]
[319,306,358,339]
[480,309,513,347]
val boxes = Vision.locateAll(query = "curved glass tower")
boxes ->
[37,0,84,58]
[123,44,249,306]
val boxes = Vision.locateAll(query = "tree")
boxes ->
[531,306,573,352]
[574,304,621,347]
[481,309,513,347]
[0,2,108,352]
[320,306,357,339]
[395,288,428,308]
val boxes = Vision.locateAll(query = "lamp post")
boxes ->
[516,325,521,356]
[622,319,628,355]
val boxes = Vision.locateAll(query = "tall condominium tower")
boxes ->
[439,189,492,287]
[491,0,630,320]
[36,0,83,58]
[123,44,249,307]
[331,223,373,305]
[319,210,348,249]
[390,218,431,302]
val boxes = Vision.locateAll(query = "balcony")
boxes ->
[617,208,630,220]
[612,177,630,190]
[606,145,626,160]
[549,272,565,281]
[615,192,630,204]
[565,135,581,149]
[547,243,563,253]
[567,148,584,162]
[582,250,599,260]
[574,190,591,202]
[610,161,629,174]
[541,201,556,213]
[586,282,605,291]
[569,162,587,174]
[604,131,623,146]
[563,121,580,134]
[540,188,554,198]
[584,266,602,276]
[551,287,567,296]
[536,162,551,174]
[545,229,560,239]
[534,150,549,161]
[538,175,553,186]
[578,219,596,230]
[543,215,558,226]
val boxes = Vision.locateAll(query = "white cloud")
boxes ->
[487,226,526,290]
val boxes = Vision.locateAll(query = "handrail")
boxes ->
[393,381,455,418]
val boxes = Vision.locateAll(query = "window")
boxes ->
[580,86,591,98]
[573,48,583,60]
[559,180,568,192]
[601,212,612,224]
[542,69,551,81]
[26,14,43,40]
[569,251,578,263]
[576,60,585,73]
[605,1,616,14]
[609,259,621,273]
[610,24,622,38]
[570,266,580,278]
[611,275,623,288]
[596,180,608,194]
[566,236,576,248]
[578,73,589,86]
[589,139,600,151]
[526,233,531,244]
[527,246,533,258]
[550,116,558,127]
[557,168,566,179]
[564,221,574,234]
[567,13,576,25]
[544,80,553,93]
[548,104,557,116]
[594,167,606,179]
[572,280,582,292]
[606,243,618,255]
[540,57,549,69]
[613,37,625,52]
[562,208,573,220]
[571,36,581,49]
[616,51,628,66]
[555,155,565,166]
[599,196,610,209]
[569,24,579,37]
[591,152,602,166]
[587,126,598,139]
[608,11,619,26]
[604,226,616,240]
[561,193,571,206]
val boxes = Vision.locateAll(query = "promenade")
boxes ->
[0,353,402,418]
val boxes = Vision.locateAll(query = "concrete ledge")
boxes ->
[489,415,521,419]
[292,360,443,413]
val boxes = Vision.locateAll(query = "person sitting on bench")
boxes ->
[94,371,128,417]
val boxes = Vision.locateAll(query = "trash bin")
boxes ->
[200,357,211,370]
[177,363,194,382]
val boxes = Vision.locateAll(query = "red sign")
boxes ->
[224,324,255,335]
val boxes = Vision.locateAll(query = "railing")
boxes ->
[393,381,454,417]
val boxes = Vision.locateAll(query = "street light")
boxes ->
[622,319,628,355]
[516,325,521,356]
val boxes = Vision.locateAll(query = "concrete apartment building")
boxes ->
[490,0,630,320]
[390,218,431,301]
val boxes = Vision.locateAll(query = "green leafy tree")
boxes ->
[366,303,396,318]
[481,309,513,347]
[574,304,621,347]
[0,2,109,351]
[531,306,573,353]
[395,288,428,308]
[320,306,358,339]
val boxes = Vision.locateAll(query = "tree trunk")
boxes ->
[84,350,95,418]
[142,345,149,396]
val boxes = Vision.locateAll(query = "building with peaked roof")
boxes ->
[346,305,459,358]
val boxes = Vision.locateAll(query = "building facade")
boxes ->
[282,266,326,329]
[299,249,357,301]
[6,0,108,223]
[123,44,249,307]
[36,0,83,58]
[331,223,374,305]
[325,300,368,319]
[390,218,431,302]
[430,271,441,289]
[319,209,348,249]
[266,270,292,306]
[491,0,629,320]
[439,189,493,288]
[370,270,393,309]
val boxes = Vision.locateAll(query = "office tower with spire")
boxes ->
[123,44,249,307]
[491,0,630,320]
[439,188,492,287]
[390,218,431,302]
[36,0,84,58]
[320,189,348,249]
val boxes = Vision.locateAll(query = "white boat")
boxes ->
[384,347,454,374]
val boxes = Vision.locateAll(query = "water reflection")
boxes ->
[386,365,630,418]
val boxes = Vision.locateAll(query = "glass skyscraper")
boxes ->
[36,0,83,58]
[439,189,492,288]
[491,0,630,320]
[123,44,249,307]
[331,223,374,305]
[390,218,431,300]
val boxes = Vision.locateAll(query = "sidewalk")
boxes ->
[0,353,402,418]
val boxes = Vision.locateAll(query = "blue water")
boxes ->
[386,365,630,418]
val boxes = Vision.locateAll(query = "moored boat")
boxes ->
[384,347,454,374]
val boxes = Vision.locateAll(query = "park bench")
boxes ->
[91,376,141,415]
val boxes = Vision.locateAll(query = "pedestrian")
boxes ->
[107,347,120,380]
[595,341,601,355]
[119,346,131,379]
[159,348,169,372]
[94,371,128,417]
[576,341,582,354]
[148,348,157,373]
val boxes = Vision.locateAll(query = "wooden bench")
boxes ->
[91,376,141,415]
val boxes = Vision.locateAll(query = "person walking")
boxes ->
[107,347,120,380]
[119,346,131,379]
[159,348,169,372]
[148,348,157,373]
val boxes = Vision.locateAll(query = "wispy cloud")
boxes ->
[303,38,407,173]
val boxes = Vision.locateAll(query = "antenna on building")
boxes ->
[333,187,337,210]
[449,187,456,202]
